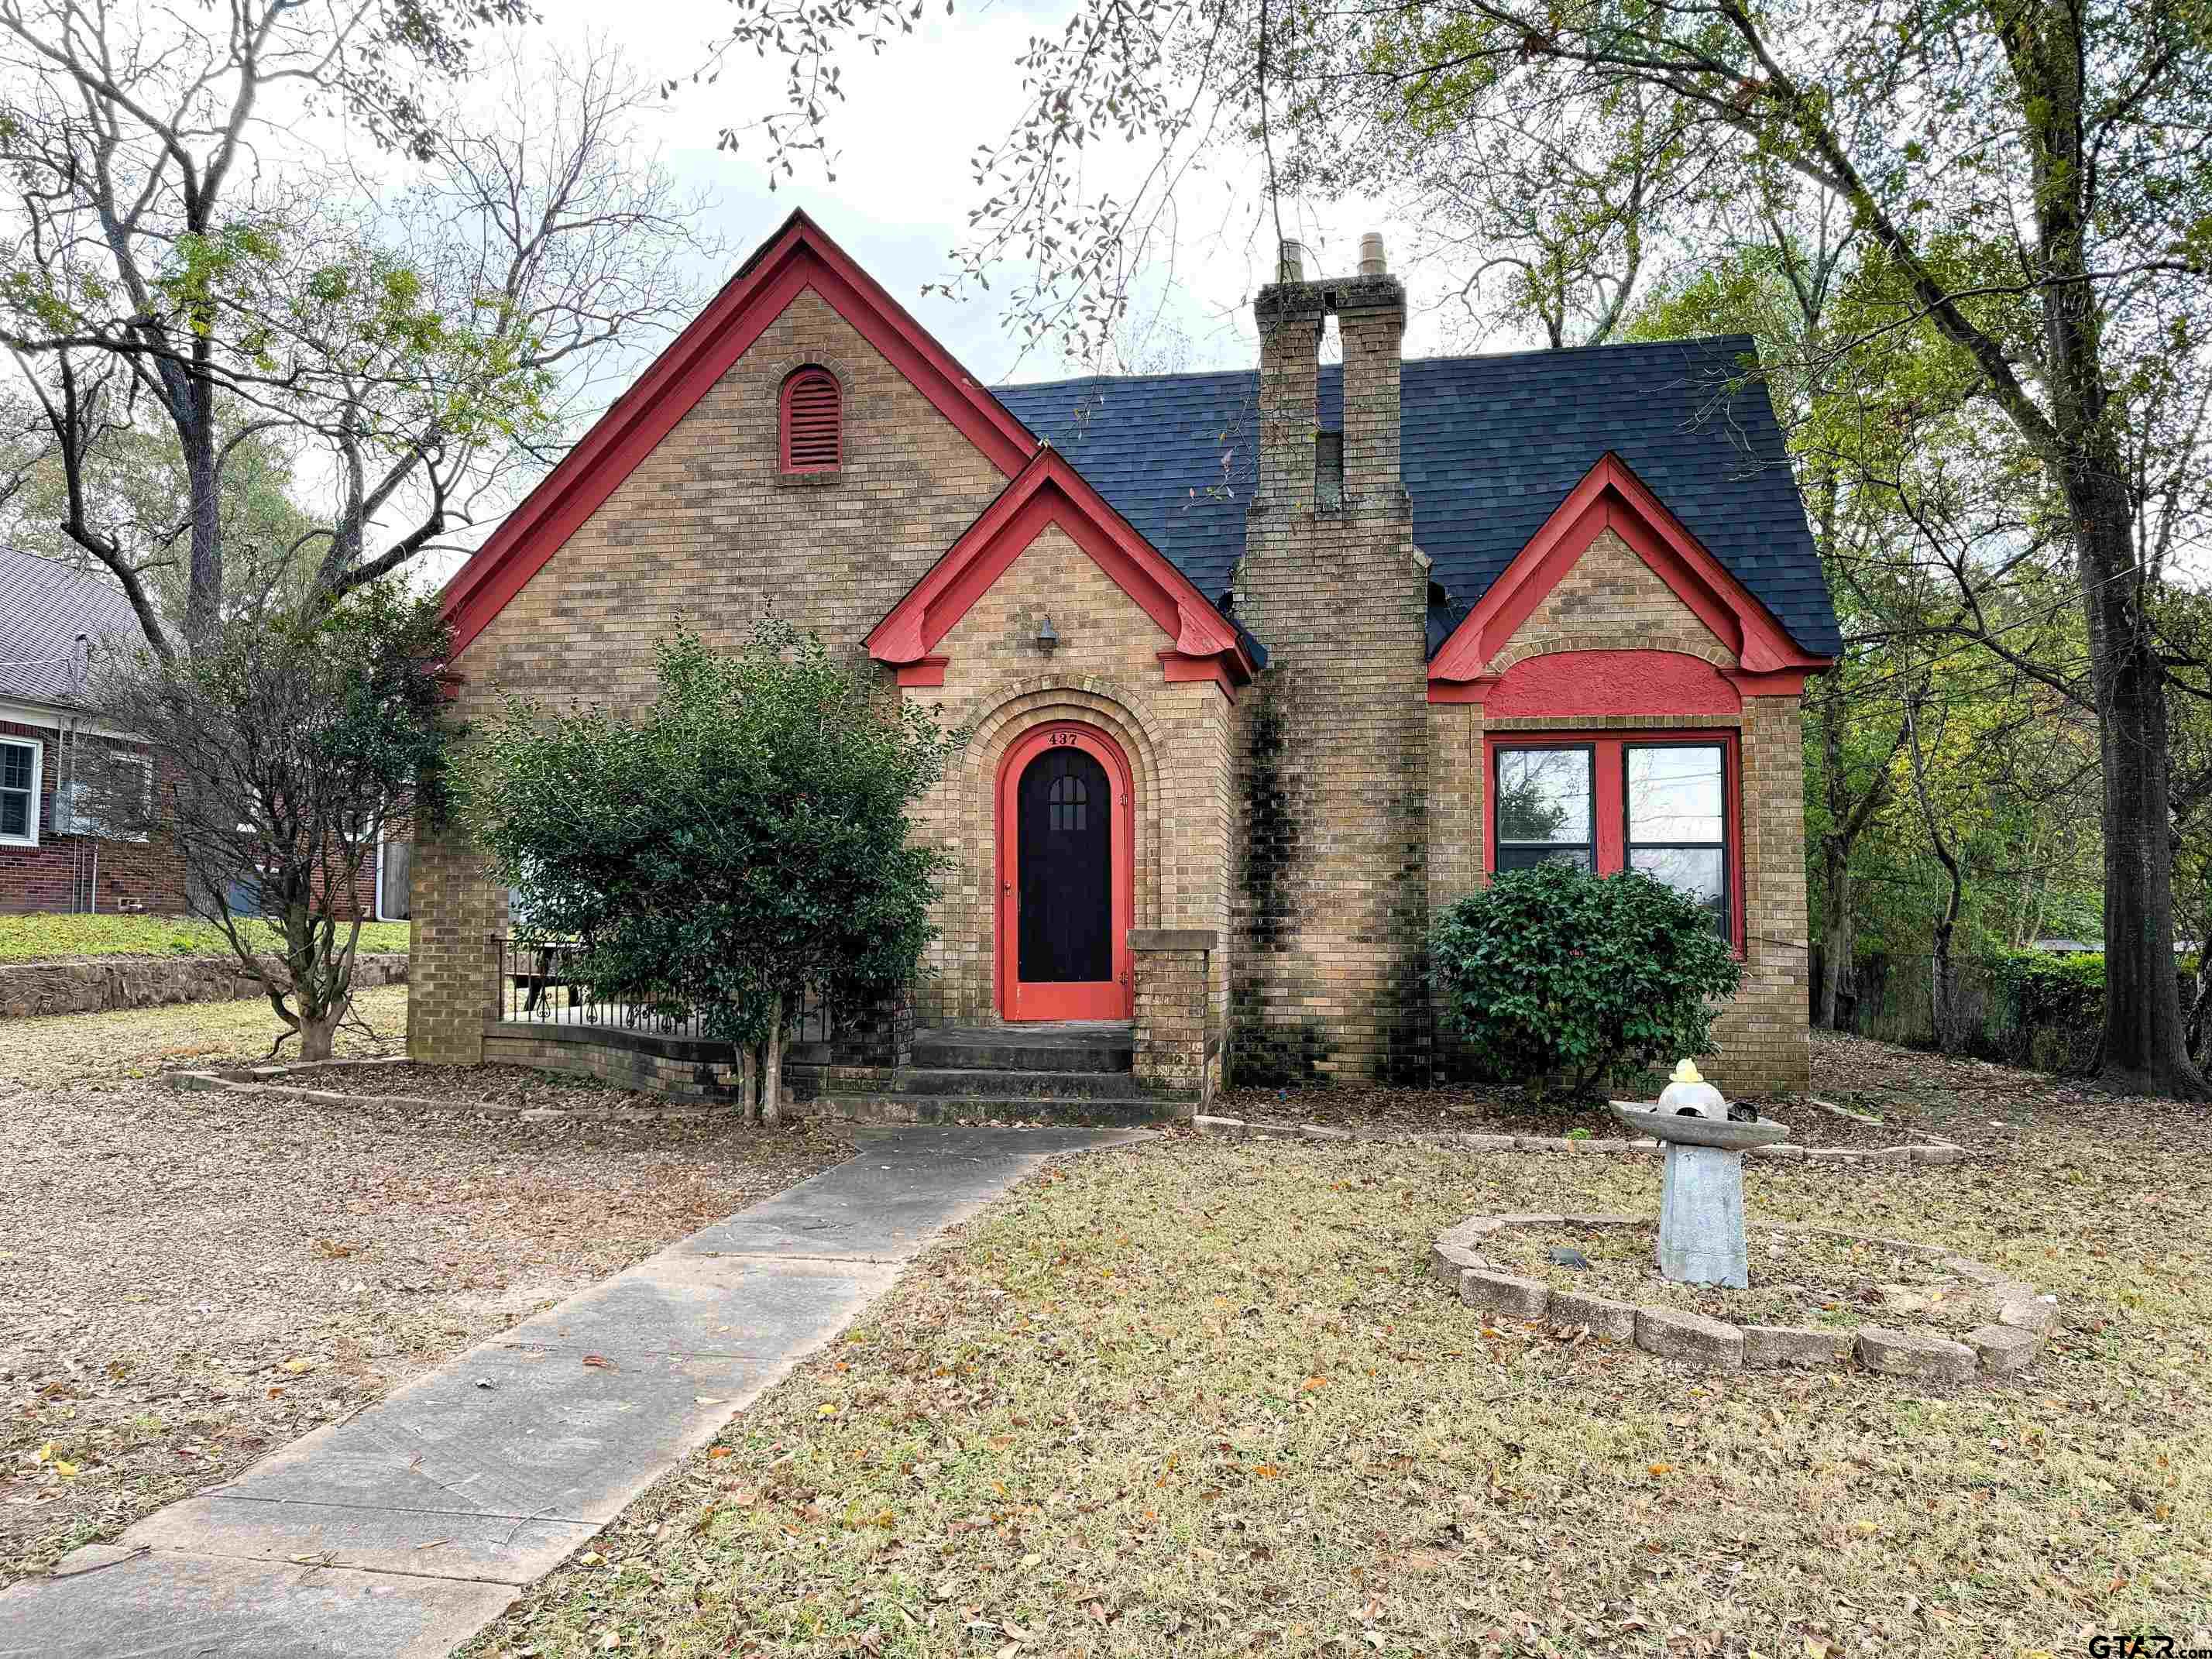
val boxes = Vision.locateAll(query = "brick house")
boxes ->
[410,212,1837,1098]
[0,549,191,916]
[0,547,409,923]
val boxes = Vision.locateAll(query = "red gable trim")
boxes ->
[1428,452,1832,692]
[866,446,1254,694]
[439,210,1038,658]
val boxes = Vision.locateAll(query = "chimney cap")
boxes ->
[1358,232,1387,276]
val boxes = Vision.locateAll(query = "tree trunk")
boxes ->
[299,1005,340,1061]
[761,993,784,1126]
[2069,476,2209,1096]
[1929,910,1960,1056]
[181,377,222,650]
[737,1046,757,1125]
[1819,853,1854,1031]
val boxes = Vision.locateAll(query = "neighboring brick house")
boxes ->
[0,549,191,916]
[0,548,410,922]
[413,212,1837,1094]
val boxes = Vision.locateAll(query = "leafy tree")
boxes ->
[460,622,962,1123]
[1429,860,1744,1100]
[0,12,722,655]
[0,409,321,622]
[85,585,452,1060]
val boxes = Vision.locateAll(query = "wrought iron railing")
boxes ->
[494,936,831,1044]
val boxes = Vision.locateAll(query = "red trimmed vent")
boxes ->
[781,368,842,472]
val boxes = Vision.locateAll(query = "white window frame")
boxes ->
[0,735,42,848]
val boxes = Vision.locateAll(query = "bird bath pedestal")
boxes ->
[1611,1065,1791,1290]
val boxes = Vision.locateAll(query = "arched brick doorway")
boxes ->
[995,721,1135,1020]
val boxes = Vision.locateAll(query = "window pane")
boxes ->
[0,789,24,839]
[382,842,413,922]
[1498,845,1592,874]
[1630,846,1726,926]
[1,745,28,792]
[1496,748,1592,844]
[1627,745,1723,843]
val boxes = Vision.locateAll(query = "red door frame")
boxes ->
[996,721,1135,1020]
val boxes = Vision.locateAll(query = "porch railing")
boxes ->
[493,936,832,1045]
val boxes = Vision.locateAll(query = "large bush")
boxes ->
[460,620,961,1119]
[1430,860,1744,1098]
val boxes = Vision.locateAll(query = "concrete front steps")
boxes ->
[798,1022,1184,1126]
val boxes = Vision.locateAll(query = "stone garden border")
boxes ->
[1428,1214,2057,1379]
[1191,1111,1970,1167]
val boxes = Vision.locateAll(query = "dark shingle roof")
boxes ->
[0,548,140,705]
[993,335,1839,659]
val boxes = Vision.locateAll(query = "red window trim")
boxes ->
[1484,730,1745,950]
[780,366,842,472]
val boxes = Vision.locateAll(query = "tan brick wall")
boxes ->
[1492,527,1736,674]
[1129,935,1215,1106]
[413,288,1019,1062]
[1232,280,1431,1084]
[450,288,1011,708]
[1712,693,1812,1093]
[913,522,1236,1027]
[1421,521,1813,1094]
[406,833,506,1063]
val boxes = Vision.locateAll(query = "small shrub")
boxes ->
[1428,860,1744,1100]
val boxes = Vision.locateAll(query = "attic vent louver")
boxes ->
[781,367,843,472]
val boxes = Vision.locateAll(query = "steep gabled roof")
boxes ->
[992,336,1840,660]
[1427,452,1829,697]
[866,446,1256,696]
[438,210,1041,658]
[0,548,138,706]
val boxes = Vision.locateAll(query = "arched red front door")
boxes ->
[997,723,1134,1020]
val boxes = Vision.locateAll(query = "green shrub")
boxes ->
[1428,860,1743,1099]
[1987,950,2107,1073]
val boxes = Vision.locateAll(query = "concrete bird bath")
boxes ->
[1610,1060,1790,1290]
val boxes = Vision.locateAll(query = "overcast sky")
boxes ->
[524,0,1451,386]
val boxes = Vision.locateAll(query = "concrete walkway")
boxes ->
[0,1125,1146,1659]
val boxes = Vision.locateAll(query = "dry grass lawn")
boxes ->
[467,1036,2212,1659]
[0,981,415,1087]
[0,988,850,1582]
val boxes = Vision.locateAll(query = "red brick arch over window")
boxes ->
[780,366,841,471]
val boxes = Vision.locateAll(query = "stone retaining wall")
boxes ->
[0,952,409,1020]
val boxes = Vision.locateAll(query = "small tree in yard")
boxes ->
[1431,860,1743,1101]
[88,586,452,1059]
[461,621,960,1123]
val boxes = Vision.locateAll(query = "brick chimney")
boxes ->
[1252,235,1406,513]
[1233,235,1427,1085]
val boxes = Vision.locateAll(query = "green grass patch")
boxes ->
[0,912,410,963]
